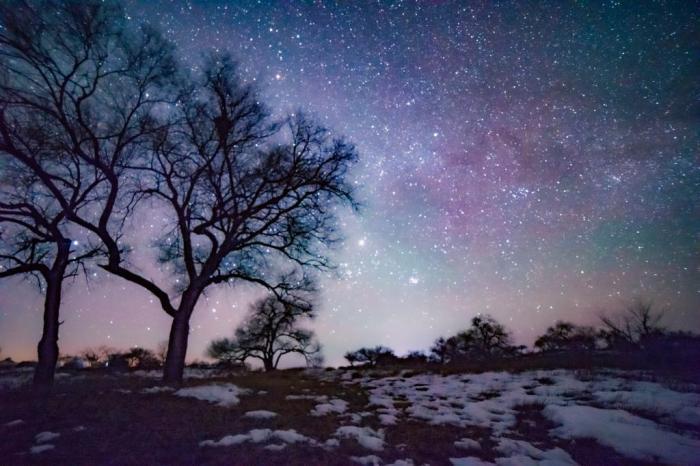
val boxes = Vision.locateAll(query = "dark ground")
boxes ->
[0,361,697,465]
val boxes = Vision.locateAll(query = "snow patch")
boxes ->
[335,425,385,451]
[142,386,175,394]
[450,457,493,466]
[200,429,311,448]
[454,438,481,450]
[35,431,60,443]
[174,383,248,407]
[543,404,700,465]
[30,444,55,454]
[244,410,278,419]
[311,398,348,416]
[351,454,382,465]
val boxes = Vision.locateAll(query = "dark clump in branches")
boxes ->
[207,291,322,371]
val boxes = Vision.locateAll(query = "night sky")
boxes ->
[1,0,698,366]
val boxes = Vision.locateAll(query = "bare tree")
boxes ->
[206,338,243,368]
[599,298,665,350]
[0,160,98,388]
[123,55,356,382]
[467,315,513,355]
[344,346,395,366]
[0,0,179,379]
[430,315,514,364]
[1,1,357,384]
[207,291,321,371]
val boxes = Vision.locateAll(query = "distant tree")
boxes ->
[430,315,514,363]
[599,299,665,350]
[207,292,322,371]
[206,338,244,367]
[343,350,359,367]
[403,350,428,364]
[429,337,451,364]
[106,352,130,372]
[156,341,169,365]
[80,346,117,368]
[466,315,513,355]
[344,346,395,366]
[123,347,160,369]
[80,349,101,368]
[534,321,597,353]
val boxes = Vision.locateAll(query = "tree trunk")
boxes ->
[33,275,61,390]
[163,312,190,384]
[263,357,275,372]
[163,290,199,384]
[33,240,69,391]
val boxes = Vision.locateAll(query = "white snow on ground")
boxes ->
[454,438,481,450]
[346,369,700,465]
[543,404,700,465]
[350,454,382,465]
[450,457,494,466]
[35,431,60,443]
[310,398,349,416]
[200,429,310,447]
[4,419,24,427]
[0,371,33,390]
[368,393,400,425]
[201,425,386,453]
[244,410,278,419]
[30,444,55,454]
[174,383,249,407]
[334,426,385,451]
[142,386,175,394]
[494,437,576,465]
[130,368,233,379]
[264,443,287,451]
[591,381,700,426]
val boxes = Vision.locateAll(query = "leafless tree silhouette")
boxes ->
[599,298,665,350]
[344,346,395,366]
[0,1,357,384]
[126,55,357,382]
[207,288,321,371]
[0,153,98,388]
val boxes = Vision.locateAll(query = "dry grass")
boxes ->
[0,365,695,465]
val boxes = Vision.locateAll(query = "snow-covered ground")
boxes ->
[2,367,699,464]
[345,369,700,465]
[173,383,249,407]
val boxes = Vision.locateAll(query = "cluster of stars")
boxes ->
[0,1,697,365]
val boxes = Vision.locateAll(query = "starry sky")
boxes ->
[1,0,698,366]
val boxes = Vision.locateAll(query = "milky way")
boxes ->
[1,0,698,365]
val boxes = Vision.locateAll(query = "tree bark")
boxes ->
[263,357,275,372]
[33,240,69,391]
[163,312,190,384]
[163,289,200,384]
